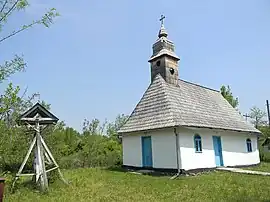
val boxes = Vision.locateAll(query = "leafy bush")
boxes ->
[259,147,270,162]
[76,135,122,168]
[0,123,33,173]
[0,118,123,174]
[258,126,270,162]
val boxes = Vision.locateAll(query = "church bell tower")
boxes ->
[148,15,180,85]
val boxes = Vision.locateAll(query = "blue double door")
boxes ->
[141,136,153,167]
[212,136,224,166]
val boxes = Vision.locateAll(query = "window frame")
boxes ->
[246,138,252,152]
[194,134,202,153]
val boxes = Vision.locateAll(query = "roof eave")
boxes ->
[148,53,180,63]
[118,124,262,136]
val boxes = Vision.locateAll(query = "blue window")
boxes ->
[246,139,252,152]
[194,134,202,152]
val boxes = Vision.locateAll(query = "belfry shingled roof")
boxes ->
[118,74,260,134]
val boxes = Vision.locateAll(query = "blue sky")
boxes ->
[1,0,270,131]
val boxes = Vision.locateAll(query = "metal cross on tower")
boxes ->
[12,103,67,192]
[243,113,251,122]
[160,15,165,26]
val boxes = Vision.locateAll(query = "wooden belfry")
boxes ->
[12,103,67,192]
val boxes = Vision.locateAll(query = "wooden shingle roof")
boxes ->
[118,74,260,134]
[17,103,59,125]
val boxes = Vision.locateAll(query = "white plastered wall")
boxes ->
[178,127,260,170]
[178,127,216,170]
[122,134,142,167]
[122,128,177,169]
[221,131,260,167]
[122,127,260,170]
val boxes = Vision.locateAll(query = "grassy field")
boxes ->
[3,164,270,202]
[245,162,270,172]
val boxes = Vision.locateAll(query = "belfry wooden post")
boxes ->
[12,102,67,192]
[36,119,48,191]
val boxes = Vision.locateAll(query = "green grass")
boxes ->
[3,164,270,202]
[245,162,270,172]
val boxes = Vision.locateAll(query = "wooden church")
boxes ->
[118,16,261,171]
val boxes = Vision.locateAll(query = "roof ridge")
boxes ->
[179,79,219,93]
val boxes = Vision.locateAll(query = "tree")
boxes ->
[249,106,267,128]
[0,1,59,43]
[0,0,59,81]
[0,0,59,125]
[106,114,128,142]
[0,83,35,126]
[220,85,239,108]
[82,118,107,136]
[258,126,270,139]
[82,114,128,139]
[0,1,59,173]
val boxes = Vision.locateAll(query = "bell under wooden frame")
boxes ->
[12,102,67,192]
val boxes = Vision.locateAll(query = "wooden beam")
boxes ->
[16,136,36,176]
[16,173,35,177]
[36,121,49,192]
[11,136,36,190]
[46,167,58,173]
[40,136,60,168]
[40,136,68,184]
[44,150,53,165]
[21,117,55,121]
[267,100,270,127]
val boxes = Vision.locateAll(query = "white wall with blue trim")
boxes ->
[122,127,260,170]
